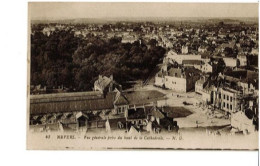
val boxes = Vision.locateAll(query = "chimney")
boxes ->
[110,74,113,80]
[99,75,102,79]
[153,101,157,108]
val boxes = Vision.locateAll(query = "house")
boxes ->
[223,58,238,68]
[200,62,216,73]
[221,42,236,50]
[126,107,147,127]
[121,36,138,44]
[251,48,258,55]
[181,45,189,54]
[165,50,201,64]
[42,27,55,36]
[224,69,258,95]
[182,60,201,70]
[212,86,240,114]
[198,45,208,53]
[94,75,121,93]
[237,54,247,67]
[147,106,178,132]
[155,67,200,92]
[201,52,211,63]
[124,104,179,133]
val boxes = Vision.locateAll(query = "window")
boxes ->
[227,104,229,109]
[230,105,232,110]
[223,102,225,108]
[227,96,229,101]
[117,107,121,113]
[117,107,125,114]
[219,93,221,99]
[230,97,232,102]
[223,95,225,99]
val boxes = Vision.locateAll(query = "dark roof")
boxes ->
[168,68,182,77]
[162,106,192,118]
[148,106,165,119]
[114,92,129,105]
[201,52,211,59]
[224,69,258,84]
[127,108,146,119]
[94,76,112,90]
[182,60,201,65]
[30,90,165,115]
[122,90,165,105]
[160,118,175,129]
[30,92,116,115]
[30,91,103,104]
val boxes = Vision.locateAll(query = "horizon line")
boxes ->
[31,16,259,21]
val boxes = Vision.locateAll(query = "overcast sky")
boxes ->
[29,2,258,20]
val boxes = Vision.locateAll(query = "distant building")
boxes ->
[237,54,247,67]
[198,45,208,53]
[121,36,138,44]
[165,50,201,64]
[182,60,201,70]
[251,48,258,55]
[181,45,189,54]
[223,58,238,68]
[200,62,216,73]
[42,27,55,36]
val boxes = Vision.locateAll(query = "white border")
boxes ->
[0,0,258,166]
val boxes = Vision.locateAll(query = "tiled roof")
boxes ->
[167,68,182,77]
[30,91,103,104]
[30,92,116,115]
[114,91,129,105]
[149,106,165,119]
[94,76,112,90]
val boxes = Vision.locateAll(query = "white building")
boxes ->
[165,50,201,64]
[251,48,258,55]
[212,87,239,113]
[181,45,189,54]
[155,67,200,92]
[237,54,247,67]
[200,62,215,73]
[223,58,238,68]
[198,46,207,53]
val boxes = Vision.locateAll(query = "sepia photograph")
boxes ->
[27,2,259,150]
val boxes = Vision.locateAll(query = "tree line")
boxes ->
[31,28,166,92]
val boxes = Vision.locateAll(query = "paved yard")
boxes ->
[139,85,231,128]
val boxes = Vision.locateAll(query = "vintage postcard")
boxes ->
[27,2,259,150]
